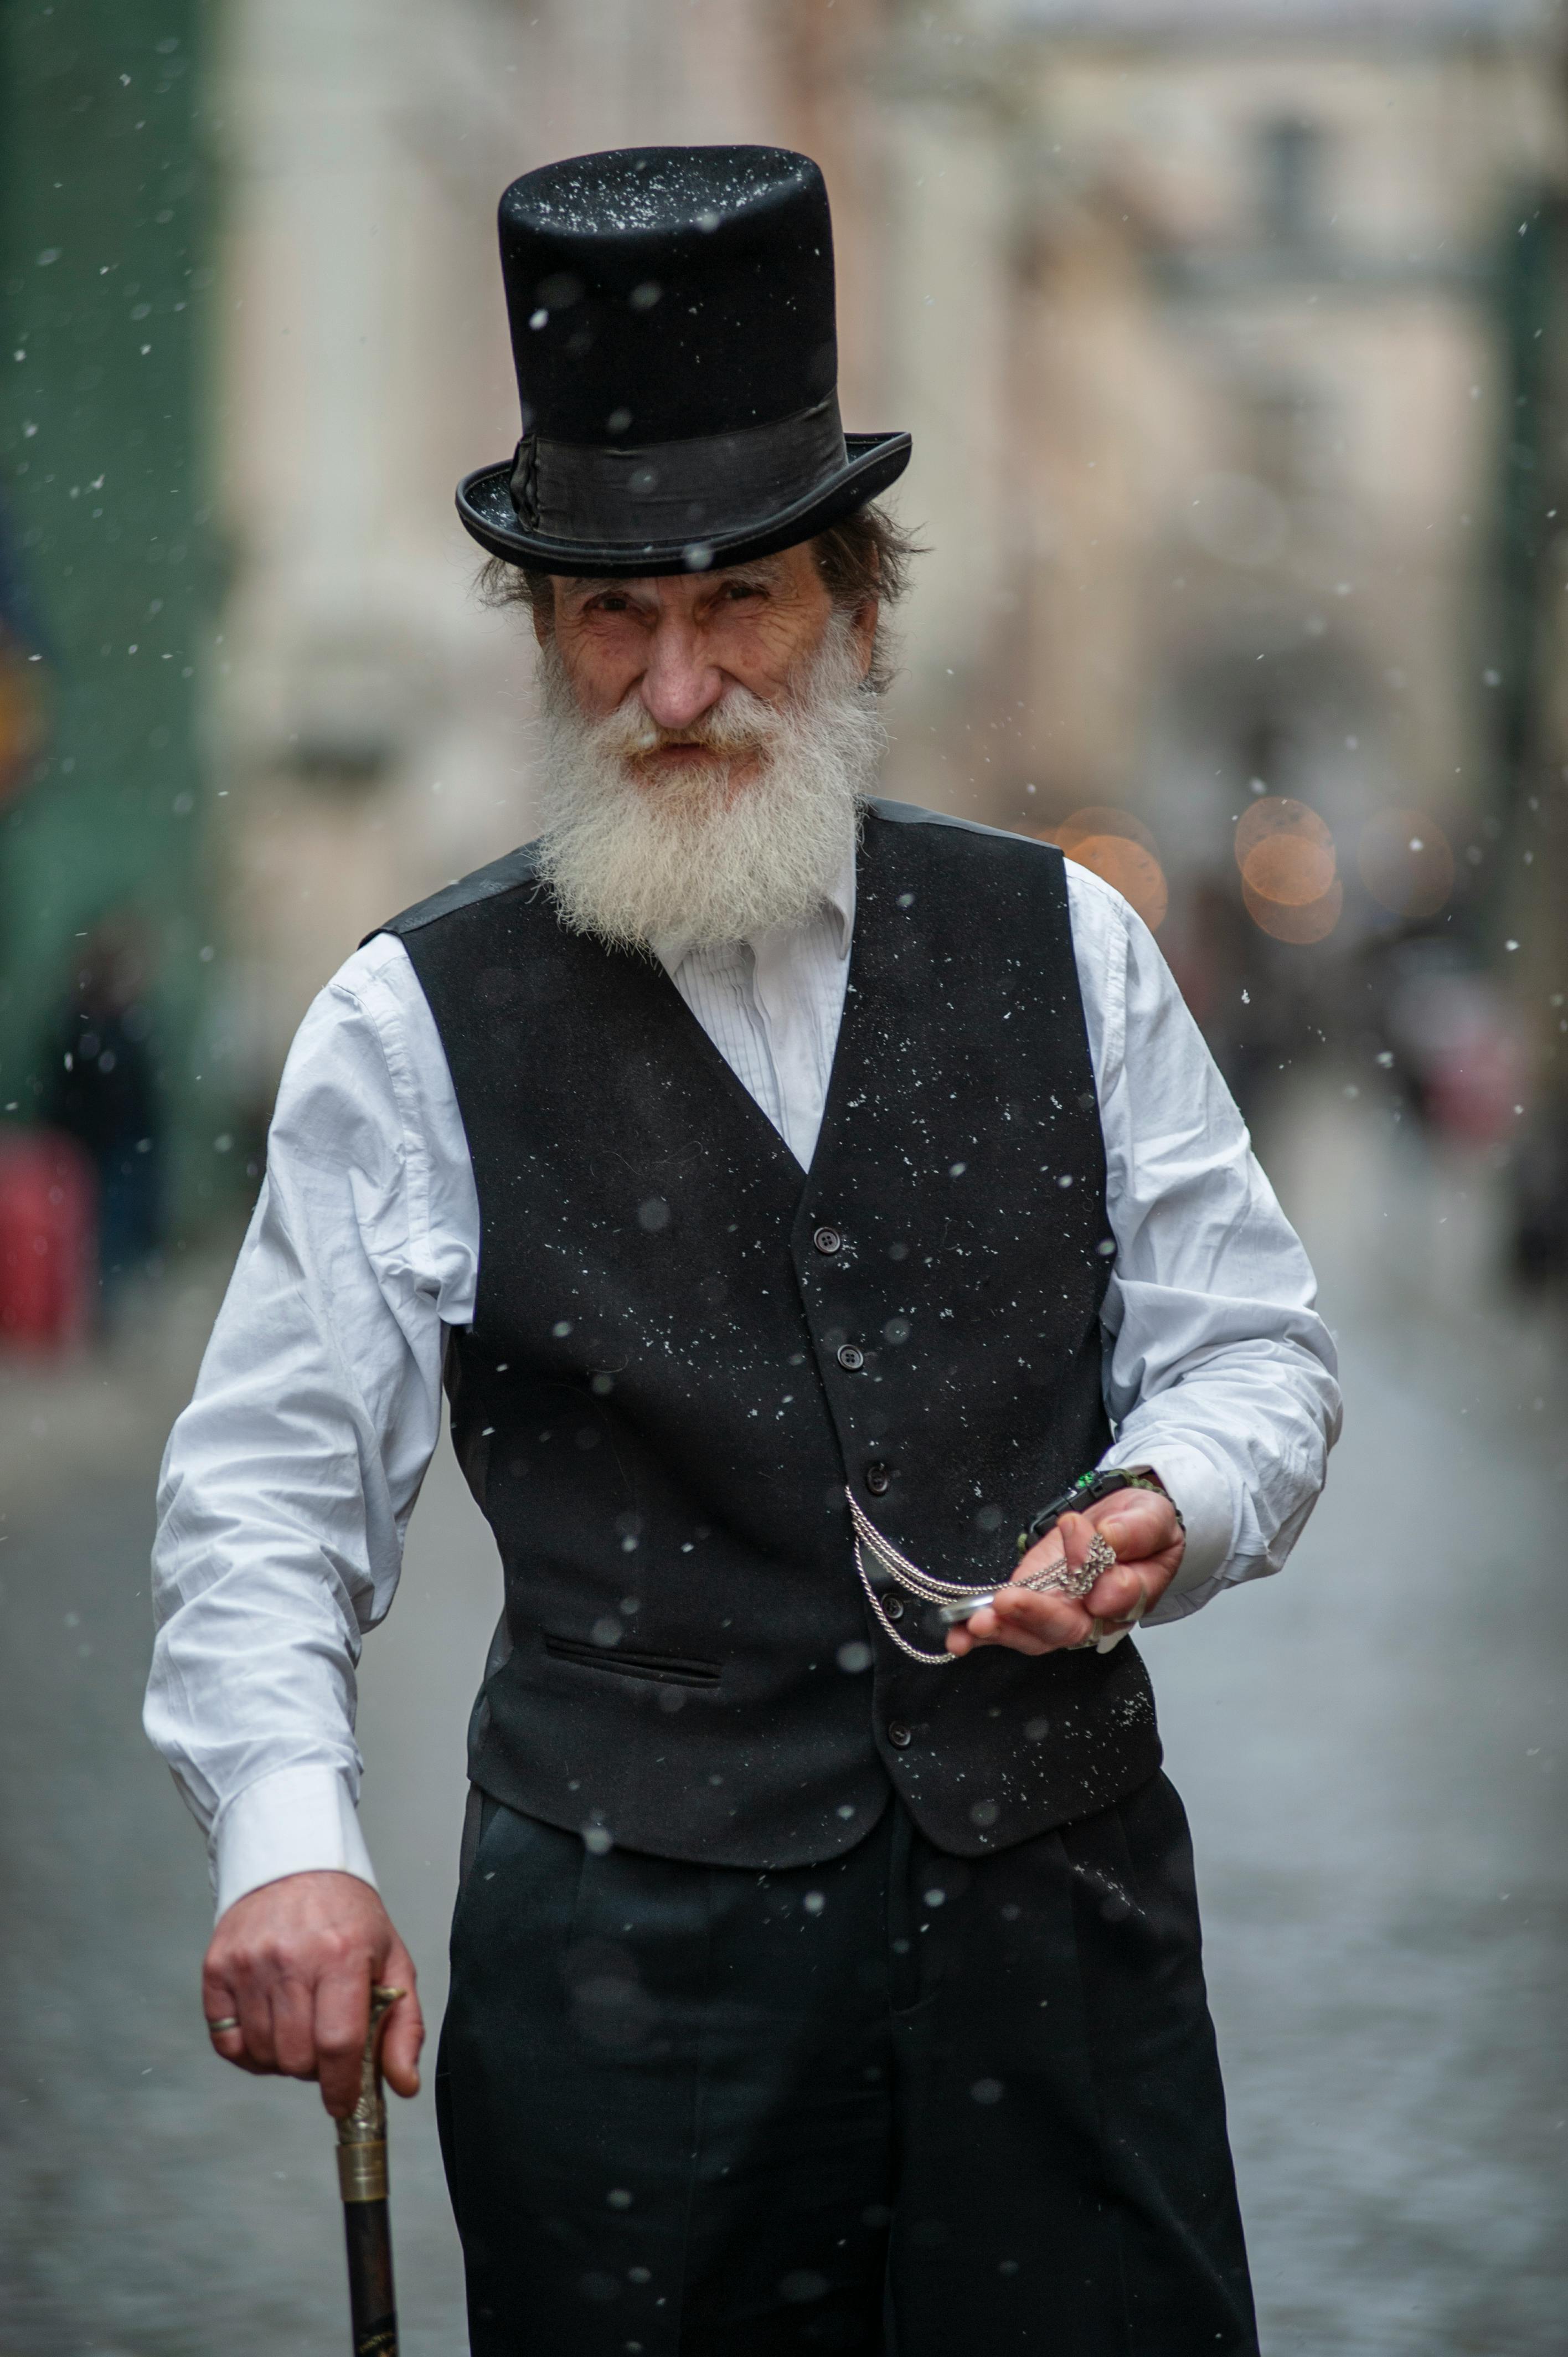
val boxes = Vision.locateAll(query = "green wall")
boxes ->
[0,0,226,1223]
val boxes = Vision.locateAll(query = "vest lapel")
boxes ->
[635,945,813,1187]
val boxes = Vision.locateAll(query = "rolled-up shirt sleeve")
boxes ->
[145,937,477,1917]
[1066,864,1342,1622]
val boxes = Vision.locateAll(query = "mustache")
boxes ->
[584,680,795,766]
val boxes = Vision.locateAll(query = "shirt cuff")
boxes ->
[1100,1438,1235,1600]
[212,1763,379,1921]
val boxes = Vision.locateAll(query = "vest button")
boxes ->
[813,1226,843,1255]
[865,1461,890,1495]
[837,1343,864,1371]
[888,1721,914,1749]
[883,1595,905,1622]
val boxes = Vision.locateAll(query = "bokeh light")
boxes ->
[1357,807,1455,919]
[1046,806,1169,930]
[1234,795,1340,942]
[1055,804,1160,857]
[1241,831,1337,906]
[1242,875,1345,943]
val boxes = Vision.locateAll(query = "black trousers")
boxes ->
[436,1772,1257,2356]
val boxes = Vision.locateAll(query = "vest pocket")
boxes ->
[542,1633,721,1688]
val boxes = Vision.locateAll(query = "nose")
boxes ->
[639,610,724,733]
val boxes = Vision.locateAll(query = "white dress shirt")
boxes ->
[147,843,1340,1917]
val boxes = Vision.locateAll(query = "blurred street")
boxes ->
[2,1080,1565,2357]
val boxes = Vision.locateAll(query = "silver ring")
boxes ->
[205,2015,241,2036]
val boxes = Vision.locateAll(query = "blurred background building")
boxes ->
[208,0,1568,1150]
[3,4,1568,2352]
[7,0,1567,1286]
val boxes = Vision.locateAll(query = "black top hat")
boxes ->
[456,145,911,577]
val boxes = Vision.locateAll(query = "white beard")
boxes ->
[531,619,885,951]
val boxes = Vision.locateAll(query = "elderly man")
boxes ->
[148,148,1339,2356]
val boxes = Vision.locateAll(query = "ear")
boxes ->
[849,595,880,681]
[530,590,556,649]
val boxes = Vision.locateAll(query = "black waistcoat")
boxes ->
[377,800,1160,1868]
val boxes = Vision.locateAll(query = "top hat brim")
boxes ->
[455,430,912,578]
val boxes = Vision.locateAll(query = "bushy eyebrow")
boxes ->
[560,560,786,605]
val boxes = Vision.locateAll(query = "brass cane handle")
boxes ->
[336,1985,403,2204]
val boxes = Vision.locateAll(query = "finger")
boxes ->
[380,1948,425,2101]
[945,1603,998,1655]
[271,1970,323,2083]
[201,1956,249,2068]
[202,1982,272,2076]
[1090,1531,1184,1612]
[1092,1495,1179,1561]
[213,2033,274,2077]
[978,1584,1097,1655]
[1084,1565,1151,1625]
[314,1967,374,2119]
[994,1585,1094,1648]
[230,1979,279,2075]
[1055,1509,1096,1572]
[204,2016,259,2071]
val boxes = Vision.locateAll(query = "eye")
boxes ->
[721,580,764,603]
[583,591,632,616]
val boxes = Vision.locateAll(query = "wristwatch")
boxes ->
[1018,1464,1183,1556]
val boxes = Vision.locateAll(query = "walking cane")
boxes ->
[335,1983,404,2357]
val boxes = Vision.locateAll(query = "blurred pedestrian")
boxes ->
[147,148,1340,2356]
[41,915,162,1311]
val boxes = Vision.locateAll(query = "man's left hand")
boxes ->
[944,1491,1184,1659]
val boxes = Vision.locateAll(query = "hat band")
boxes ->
[509,395,847,553]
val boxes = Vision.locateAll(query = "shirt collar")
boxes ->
[649,837,857,980]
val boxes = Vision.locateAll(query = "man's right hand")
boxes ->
[202,1870,423,2118]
